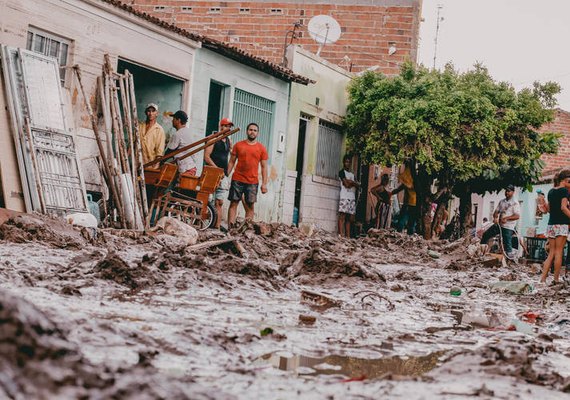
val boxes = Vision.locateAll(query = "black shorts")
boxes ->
[228,180,258,204]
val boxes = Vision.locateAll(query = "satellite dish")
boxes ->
[307,15,341,56]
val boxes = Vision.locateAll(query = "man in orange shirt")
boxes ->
[227,122,268,226]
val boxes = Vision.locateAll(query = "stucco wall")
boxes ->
[0,0,199,211]
[191,48,291,223]
[283,45,353,231]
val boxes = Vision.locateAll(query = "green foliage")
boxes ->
[345,62,561,195]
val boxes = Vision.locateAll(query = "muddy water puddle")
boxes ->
[256,350,447,379]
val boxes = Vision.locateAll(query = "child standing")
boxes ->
[338,155,359,237]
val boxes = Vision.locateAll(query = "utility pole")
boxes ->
[433,4,444,69]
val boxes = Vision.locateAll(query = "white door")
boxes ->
[1,47,86,214]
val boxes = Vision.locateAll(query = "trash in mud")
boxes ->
[298,314,317,325]
[300,290,342,310]
[508,319,535,335]
[256,351,448,380]
[259,327,286,341]
[260,327,274,336]
[428,250,441,259]
[449,286,462,296]
[490,281,534,294]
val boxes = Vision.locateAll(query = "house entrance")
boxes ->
[205,81,229,136]
[117,59,184,138]
[293,116,309,226]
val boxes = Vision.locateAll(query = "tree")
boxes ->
[344,62,561,236]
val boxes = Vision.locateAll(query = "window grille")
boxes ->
[26,28,70,86]
[316,121,343,179]
[232,89,274,151]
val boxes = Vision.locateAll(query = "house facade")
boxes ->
[0,0,201,212]
[0,0,310,226]
[190,45,309,223]
[283,45,353,232]
[132,0,422,74]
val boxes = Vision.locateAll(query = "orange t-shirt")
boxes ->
[231,141,268,184]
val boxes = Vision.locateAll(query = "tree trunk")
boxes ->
[458,186,472,237]
[413,165,432,239]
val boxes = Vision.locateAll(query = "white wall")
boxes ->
[190,48,291,224]
[284,45,354,232]
[0,0,199,210]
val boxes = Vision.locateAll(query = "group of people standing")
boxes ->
[337,160,420,238]
[139,103,268,229]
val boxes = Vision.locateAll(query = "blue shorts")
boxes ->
[228,180,258,204]
[214,177,229,201]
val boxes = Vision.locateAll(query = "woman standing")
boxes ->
[540,168,570,285]
[370,174,392,229]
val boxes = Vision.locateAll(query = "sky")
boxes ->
[418,0,570,111]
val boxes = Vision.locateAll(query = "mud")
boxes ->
[1,215,570,399]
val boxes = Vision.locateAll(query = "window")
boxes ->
[26,28,70,86]
[239,8,250,14]
[154,5,166,11]
[316,121,343,179]
[181,6,193,12]
[208,7,221,13]
[232,89,274,151]
[270,8,283,14]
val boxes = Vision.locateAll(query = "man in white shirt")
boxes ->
[165,110,197,176]
[480,184,521,259]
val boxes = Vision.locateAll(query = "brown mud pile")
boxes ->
[0,288,234,399]
[93,251,167,290]
[0,214,87,249]
[1,215,570,398]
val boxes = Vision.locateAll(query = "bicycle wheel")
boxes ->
[196,203,217,230]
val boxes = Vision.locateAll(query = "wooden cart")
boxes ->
[143,128,238,230]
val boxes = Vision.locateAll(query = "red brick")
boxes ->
[131,0,420,73]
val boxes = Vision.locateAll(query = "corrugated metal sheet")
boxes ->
[1,47,87,214]
[316,121,343,179]
[232,88,274,150]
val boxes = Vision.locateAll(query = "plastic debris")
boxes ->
[450,286,462,296]
[489,281,534,294]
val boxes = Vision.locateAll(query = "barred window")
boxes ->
[232,89,274,151]
[26,28,71,86]
[316,121,343,179]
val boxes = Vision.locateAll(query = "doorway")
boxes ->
[117,59,184,139]
[205,81,229,137]
[293,117,308,226]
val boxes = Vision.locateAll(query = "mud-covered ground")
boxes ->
[1,214,570,399]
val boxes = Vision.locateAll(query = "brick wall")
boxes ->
[131,0,421,73]
[540,109,570,173]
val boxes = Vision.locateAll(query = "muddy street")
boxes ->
[1,214,569,399]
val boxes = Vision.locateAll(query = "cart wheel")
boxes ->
[197,203,217,230]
